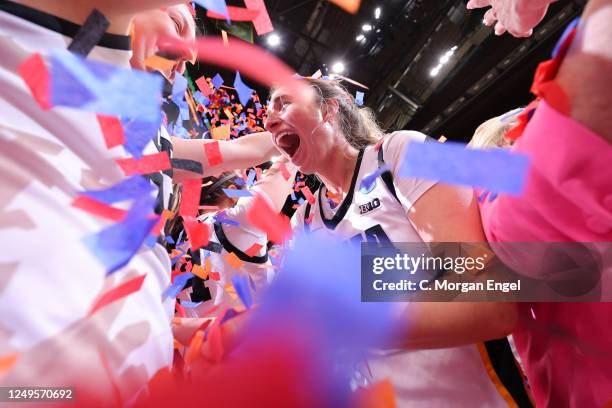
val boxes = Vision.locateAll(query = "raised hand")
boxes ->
[467,0,553,37]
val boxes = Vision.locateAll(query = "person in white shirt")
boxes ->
[264,78,525,407]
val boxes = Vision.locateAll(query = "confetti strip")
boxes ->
[183,217,210,251]
[244,243,263,257]
[224,252,245,269]
[327,0,361,13]
[192,264,208,280]
[185,330,205,365]
[144,55,176,71]
[82,175,154,204]
[207,6,261,21]
[97,114,125,149]
[246,195,292,244]
[300,186,316,204]
[71,196,127,222]
[88,274,147,316]
[212,73,224,89]
[163,272,194,299]
[18,53,52,110]
[121,118,160,159]
[181,301,203,309]
[211,124,231,140]
[67,9,110,57]
[399,140,530,195]
[234,71,253,106]
[222,188,253,198]
[0,353,19,381]
[49,50,162,122]
[360,165,389,193]
[279,163,292,181]
[194,0,230,21]
[116,151,171,176]
[244,0,274,35]
[232,275,253,309]
[195,76,212,97]
[355,91,364,106]
[179,179,202,218]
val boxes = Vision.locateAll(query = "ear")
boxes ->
[322,99,340,124]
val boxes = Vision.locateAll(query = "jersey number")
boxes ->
[350,224,391,245]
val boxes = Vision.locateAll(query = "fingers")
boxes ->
[483,8,498,26]
[466,0,493,9]
[494,21,507,36]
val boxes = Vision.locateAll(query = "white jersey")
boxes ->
[0,4,173,402]
[178,189,275,318]
[292,131,525,407]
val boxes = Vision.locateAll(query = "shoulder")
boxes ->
[382,130,429,155]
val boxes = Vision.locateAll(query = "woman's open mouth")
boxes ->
[276,131,301,158]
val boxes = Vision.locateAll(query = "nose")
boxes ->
[264,109,282,132]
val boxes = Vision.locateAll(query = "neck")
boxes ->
[15,0,134,35]
[317,144,360,196]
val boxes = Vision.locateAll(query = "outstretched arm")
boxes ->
[171,132,278,182]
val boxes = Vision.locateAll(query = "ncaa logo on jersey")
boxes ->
[359,198,381,215]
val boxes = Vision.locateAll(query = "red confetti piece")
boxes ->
[179,179,201,218]
[255,167,262,181]
[195,76,212,97]
[204,141,224,166]
[116,152,171,176]
[97,115,125,149]
[71,195,127,222]
[246,195,292,244]
[206,318,225,364]
[244,0,273,35]
[88,274,147,316]
[301,186,316,204]
[537,81,571,116]
[207,6,261,22]
[244,243,263,257]
[150,209,175,237]
[183,217,210,251]
[209,271,221,281]
[279,163,291,181]
[17,53,52,110]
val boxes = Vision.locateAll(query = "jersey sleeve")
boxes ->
[290,202,307,234]
[383,131,437,211]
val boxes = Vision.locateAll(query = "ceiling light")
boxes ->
[362,24,373,32]
[331,61,345,74]
[375,7,381,19]
[267,33,281,47]
[356,34,365,41]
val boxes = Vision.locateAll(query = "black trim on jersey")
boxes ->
[377,146,402,205]
[303,201,312,233]
[483,339,534,408]
[318,149,365,230]
[0,0,131,50]
[213,222,268,264]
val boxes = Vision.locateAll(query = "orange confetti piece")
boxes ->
[143,55,175,71]
[224,252,245,269]
[328,0,361,14]
[225,283,238,300]
[353,380,396,408]
[192,264,208,280]
[0,353,19,380]
[211,124,231,140]
[185,330,204,365]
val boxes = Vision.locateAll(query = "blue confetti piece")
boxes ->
[234,71,253,106]
[298,197,305,205]
[121,118,160,159]
[355,91,364,106]
[214,212,240,226]
[211,73,224,89]
[399,141,530,195]
[233,178,246,186]
[49,50,162,122]
[180,107,190,121]
[360,165,389,193]
[172,73,188,103]
[163,272,194,299]
[83,210,158,274]
[477,191,488,203]
[222,188,253,198]
[552,17,580,59]
[499,108,524,123]
[181,300,203,308]
[488,192,498,202]
[194,0,230,23]
[246,169,256,187]
[232,275,253,309]
[144,234,158,248]
[165,235,175,244]
[290,192,297,201]
[82,175,155,204]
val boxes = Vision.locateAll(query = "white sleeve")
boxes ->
[383,131,437,210]
[290,203,307,234]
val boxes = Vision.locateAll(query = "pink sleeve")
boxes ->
[480,99,612,244]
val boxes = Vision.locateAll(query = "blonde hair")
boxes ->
[468,110,520,149]
[306,79,383,149]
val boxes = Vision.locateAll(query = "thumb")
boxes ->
[467,0,492,10]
